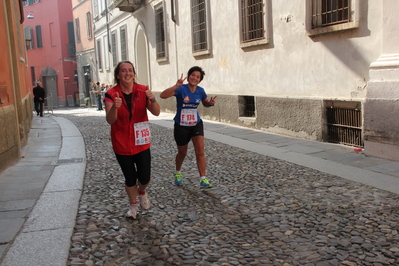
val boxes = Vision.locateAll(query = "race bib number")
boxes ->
[180,109,197,126]
[134,122,151,145]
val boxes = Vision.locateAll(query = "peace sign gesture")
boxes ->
[175,73,187,87]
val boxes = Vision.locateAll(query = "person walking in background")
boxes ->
[33,82,45,117]
[160,66,217,189]
[95,82,103,111]
[104,61,160,219]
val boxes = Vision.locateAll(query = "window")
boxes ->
[239,96,255,117]
[191,0,211,55]
[24,26,33,50]
[103,35,109,70]
[36,25,42,48]
[111,31,117,67]
[120,26,127,61]
[30,67,36,86]
[97,39,102,70]
[75,18,81,43]
[155,4,166,60]
[240,0,269,47]
[307,0,359,36]
[93,0,99,19]
[86,12,92,39]
[312,0,349,28]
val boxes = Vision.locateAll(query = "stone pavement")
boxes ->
[0,107,399,266]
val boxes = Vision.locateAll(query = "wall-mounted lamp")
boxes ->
[27,12,34,19]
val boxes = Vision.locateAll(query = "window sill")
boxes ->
[239,117,256,123]
[240,38,269,49]
[192,49,211,57]
[156,57,168,63]
[307,21,359,37]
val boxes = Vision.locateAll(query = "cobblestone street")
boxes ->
[57,109,399,266]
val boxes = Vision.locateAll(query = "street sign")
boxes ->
[63,75,69,81]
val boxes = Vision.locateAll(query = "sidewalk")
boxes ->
[0,114,86,266]
[1,109,399,265]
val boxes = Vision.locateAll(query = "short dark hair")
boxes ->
[187,66,205,81]
[96,82,100,86]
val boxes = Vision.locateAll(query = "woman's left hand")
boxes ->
[145,86,156,102]
[208,96,217,106]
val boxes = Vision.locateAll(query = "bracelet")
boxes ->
[150,97,157,103]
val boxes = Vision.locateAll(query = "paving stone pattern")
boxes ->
[59,111,399,266]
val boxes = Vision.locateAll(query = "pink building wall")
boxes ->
[24,0,76,107]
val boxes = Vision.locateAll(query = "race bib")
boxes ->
[134,121,151,145]
[180,109,197,126]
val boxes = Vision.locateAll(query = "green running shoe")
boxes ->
[174,172,183,186]
[200,178,213,189]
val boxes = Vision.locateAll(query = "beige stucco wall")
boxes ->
[95,1,399,160]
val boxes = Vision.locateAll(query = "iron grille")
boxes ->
[326,107,363,147]
[241,0,264,42]
[191,0,207,52]
[312,0,350,28]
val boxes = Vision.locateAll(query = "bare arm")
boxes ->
[202,96,217,107]
[160,73,186,99]
[145,86,160,116]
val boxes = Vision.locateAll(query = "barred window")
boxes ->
[155,5,166,59]
[191,0,207,52]
[120,26,127,61]
[97,39,102,70]
[241,0,264,43]
[103,35,109,69]
[312,0,350,28]
[111,31,117,67]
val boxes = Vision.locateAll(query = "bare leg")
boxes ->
[125,184,138,204]
[137,181,149,193]
[175,144,188,171]
[192,136,206,177]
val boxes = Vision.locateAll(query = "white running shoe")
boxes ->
[126,203,139,219]
[139,193,150,210]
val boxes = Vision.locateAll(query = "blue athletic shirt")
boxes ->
[174,84,207,126]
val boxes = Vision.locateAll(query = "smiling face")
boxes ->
[188,71,202,86]
[114,61,136,85]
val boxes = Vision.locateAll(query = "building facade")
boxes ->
[72,0,96,101]
[0,0,32,173]
[23,0,77,108]
[92,0,399,161]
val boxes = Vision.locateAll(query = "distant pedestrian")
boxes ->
[160,66,217,188]
[104,61,160,219]
[95,82,103,111]
[33,82,45,117]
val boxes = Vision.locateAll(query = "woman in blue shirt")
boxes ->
[160,66,217,188]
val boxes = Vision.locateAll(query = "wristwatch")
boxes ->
[150,97,157,103]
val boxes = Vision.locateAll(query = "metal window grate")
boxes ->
[326,107,363,147]
[239,96,255,117]
[120,27,127,61]
[312,0,350,28]
[241,0,264,43]
[155,6,166,59]
[97,39,102,69]
[191,0,207,52]
[111,32,117,66]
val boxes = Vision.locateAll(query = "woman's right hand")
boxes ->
[176,73,187,87]
[114,92,122,108]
